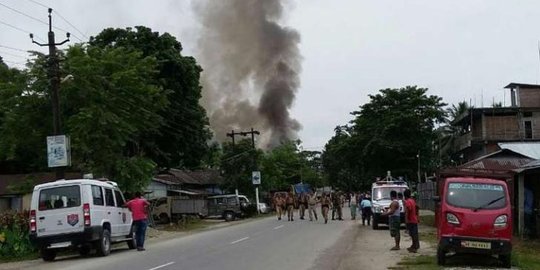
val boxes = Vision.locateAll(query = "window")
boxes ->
[372,187,407,201]
[39,185,80,210]
[525,121,533,139]
[446,183,506,210]
[92,185,104,206]
[524,112,533,117]
[114,190,125,207]
[105,189,115,207]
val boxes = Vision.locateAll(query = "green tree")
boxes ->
[323,86,446,188]
[89,26,212,170]
[220,139,262,196]
[436,101,470,166]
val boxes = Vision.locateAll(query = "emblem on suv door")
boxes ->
[67,214,79,226]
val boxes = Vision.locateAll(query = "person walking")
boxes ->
[298,192,308,220]
[404,189,420,253]
[125,191,150,251]
[308,191,318,221]
[381,190,401,251]
[274,194,285,221]
[331,192,343,221]
[286,191,295,221]
[360,195,372,226]
[321,193,331,224]
[350,193,358,220]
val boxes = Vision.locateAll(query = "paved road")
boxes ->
[3,208,362,270]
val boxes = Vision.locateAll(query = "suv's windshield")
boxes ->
[372,187,407,201]
[446,182,506,210]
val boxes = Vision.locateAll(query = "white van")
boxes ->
[29,179,136,261]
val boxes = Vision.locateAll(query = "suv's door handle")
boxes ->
[39,217,45,220]
[107,212,111,215]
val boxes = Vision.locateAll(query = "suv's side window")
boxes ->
[92,185,104,206]
[105,188,115,207]
[114,190,125,207]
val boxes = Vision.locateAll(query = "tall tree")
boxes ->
[89,26,212,170]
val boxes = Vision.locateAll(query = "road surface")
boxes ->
[1,207,405,270]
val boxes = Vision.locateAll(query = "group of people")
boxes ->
[272,191,373,225]
[272,189,420,253]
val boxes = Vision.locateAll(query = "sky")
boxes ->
[2,0,540,151]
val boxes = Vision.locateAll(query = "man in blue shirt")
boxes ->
[360,195,372,226]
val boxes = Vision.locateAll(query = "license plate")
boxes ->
[461,240,491,249]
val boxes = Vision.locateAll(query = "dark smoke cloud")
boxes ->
[193,0,302,148]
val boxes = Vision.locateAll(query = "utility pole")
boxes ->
[226,130,244,149]
[31,8,70,180]
[240,128,260,149]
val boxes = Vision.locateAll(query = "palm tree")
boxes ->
[436,101,470,165]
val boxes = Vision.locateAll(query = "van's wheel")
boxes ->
[224,211,235,222]
[41,248,56,262]
[95,228,111,256]
[78,244,92,256]
[436,246,446,266]
[500,254,511,268]
[126,226,137,250]
[372,219,379,230]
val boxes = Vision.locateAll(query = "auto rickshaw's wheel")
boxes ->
[436,246,446,266]
[499,253,511,269]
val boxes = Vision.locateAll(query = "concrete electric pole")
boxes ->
[30,8,70,180]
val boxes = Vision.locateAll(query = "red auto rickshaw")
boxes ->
[434,177,512,268]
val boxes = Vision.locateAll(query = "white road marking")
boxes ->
[273,225,284,230]
[230,237,249,244]
[148,262,175,270]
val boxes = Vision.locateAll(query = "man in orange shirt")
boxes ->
[125,192,150,251]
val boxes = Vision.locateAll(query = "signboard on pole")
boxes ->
[252,171,261,185]
[47,135,71,167]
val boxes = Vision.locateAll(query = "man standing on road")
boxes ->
[404,189,420,253]
[308,191,318,221]
[321,193,331,224]
[381,190,401,251]
[286,191,295,221]
[360,195,372,226]
[332,192,343,221]
[125,192,150,251]
[298,192,308,220]
[350,193,357,220]
[274,194,285,221]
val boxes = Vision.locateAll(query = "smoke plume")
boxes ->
[193,0,302,148]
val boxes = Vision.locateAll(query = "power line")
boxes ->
[0,50,28,59]
[0,19,46,42]
[23,0,86,41]
[3,59,26,65]
[53,10,88,40]
[0,1,82,41]
[0,44,29,53]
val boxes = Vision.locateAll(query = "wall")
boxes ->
[518,87,540,107]
[483,115,520,140]
[146,181,167,199]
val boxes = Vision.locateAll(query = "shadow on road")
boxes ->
[444,253,505,269]
[51,246,133,263]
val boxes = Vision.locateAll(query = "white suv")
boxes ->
[29,179,136,261]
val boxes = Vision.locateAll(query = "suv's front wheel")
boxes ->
[224,211,235,222]
[95,228,111,256]
[126,226,137,250]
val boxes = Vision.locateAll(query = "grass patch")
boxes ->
[389,255,440,270]
[419,214,435,227]
[0,252,39,263]
[512,238,540,270]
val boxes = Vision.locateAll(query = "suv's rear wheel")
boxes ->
[41,248,56,262]
[95,228,111,256]
[126,226,137,250]
[224,211,235,222]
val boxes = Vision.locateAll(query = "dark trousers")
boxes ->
[134,219,148,248]
[525,213,537,238]
[406,223,420,249]
[362,207,372,225]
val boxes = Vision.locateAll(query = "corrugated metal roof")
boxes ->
[459,149,534,172]
[498,142,540,159]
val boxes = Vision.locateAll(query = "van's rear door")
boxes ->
[35,185,85,237]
